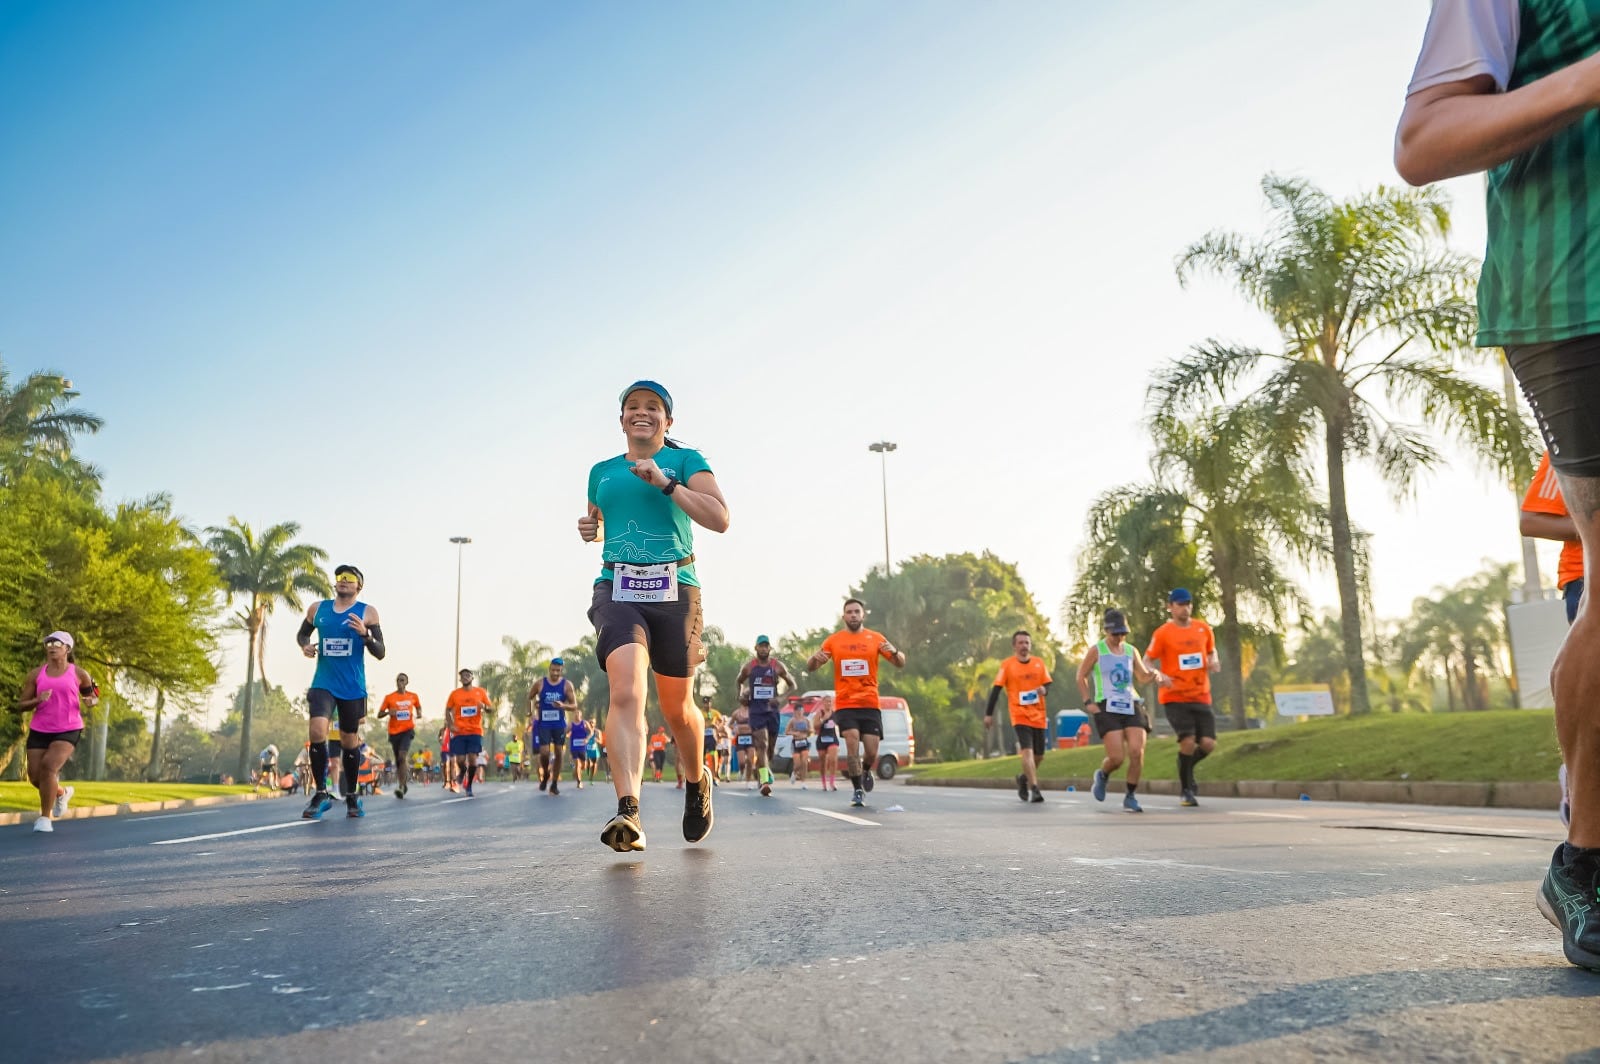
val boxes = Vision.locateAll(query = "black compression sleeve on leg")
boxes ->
[310,743,328,792]
[1192,746,1210,763]
[342,745,360,795]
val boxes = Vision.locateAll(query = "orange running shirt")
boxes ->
[820,628,897,709]
[380,691,421,735]
[1522,452,1585,590]
[444,687,490,736]
[649,731,668,752]
[993,655,1053,728]
[1146,620,1215,705]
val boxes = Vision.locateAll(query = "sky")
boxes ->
[0,1,1542,722]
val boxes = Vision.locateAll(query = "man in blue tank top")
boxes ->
[296,565,386,820]
[735,636,796,797]
[531,658,577,796]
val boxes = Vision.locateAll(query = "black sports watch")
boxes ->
[661,474,680,496]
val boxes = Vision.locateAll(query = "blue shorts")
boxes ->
[449,735,483,757]
[535,723,567,747]
[748,711,780,737]
[1566,578,1584,624]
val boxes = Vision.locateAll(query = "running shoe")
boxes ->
[346,795,365,818]
[302,792,333,820]
[1123,793,1143,814]
[1092,769,1108,803]
[683,772,714,843]
[463,785,474,798]
[601,806,646,852]
[1030,786,1045,804]
[32,816,52,833]
[1016,773,1029,802]
[395,785,406,800]
[760,782,772,797]
[1537,844,1600,971]
[538,777,548,792]
[550,781,560,796]
[851,788,865,808]
[863,771,875,793]
[1180,789,1200,808]
[52,785,74,819]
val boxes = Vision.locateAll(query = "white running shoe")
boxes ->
[32,817,53,833]
[52,785,73,819]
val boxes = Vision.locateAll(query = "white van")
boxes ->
[772,690,914,779]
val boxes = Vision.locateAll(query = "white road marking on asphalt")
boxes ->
[799,807,880,827]
[191,984,250,992]
[440,790,507,805]
[1229,811,1308,820]
[131,810,224,822]
[151,820,316,845]
[1070,855,1291,876]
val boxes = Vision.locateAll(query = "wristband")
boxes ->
[662,475,680,496]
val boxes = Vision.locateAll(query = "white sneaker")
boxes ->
[32,817,53,833]
[52,786,73,819]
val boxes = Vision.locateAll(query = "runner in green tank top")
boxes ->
[1075,610,1166,813]
[1399,1,1600,970]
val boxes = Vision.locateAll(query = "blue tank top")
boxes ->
[569,719,591,748]
[537,678,567,723]
[748,660,778,712]
[310,599,368,699]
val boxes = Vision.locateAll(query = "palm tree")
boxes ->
[1152,175,1533,715]
[476,635,553,757]
[1067,488,1208,650]
[0,360,104,484]
[1400,563,1516,711]
[205,519,329,780]
[1147,405,1326,728]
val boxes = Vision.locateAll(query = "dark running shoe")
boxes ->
[1030,786,1044,804]
[539,776,548,792]
[684,773,714,843]
[862,770,875,793]
[346,795,364,819]
[302,792,333,820]
[1016,773,1029,802]
[601,805,646,853]
[1180,789,1200,808]
[851,788,865,808]
[550,781,560,796]
[1537,844,1600,971]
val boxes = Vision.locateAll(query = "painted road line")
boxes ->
[439,790,508,804]
[152,820,316,846]
[1229,811,1308,820]
[798,806,880,827]
[131,809,225,822]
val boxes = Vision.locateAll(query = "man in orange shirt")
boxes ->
[648,726,670,783]
[376,673,422,799]
[984,630,1053,804]
[1145,588,1220,808]
[805,598,906,808]
[444,668,492,798]
[1522,451,1587,626]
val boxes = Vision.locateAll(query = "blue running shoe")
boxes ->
[346,795,364,818]
[302,792,333,820]
[1123,792,1143,814]
[1092,769,1108,803]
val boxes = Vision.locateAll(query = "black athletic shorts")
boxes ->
[1506,334,1600,477]
[1163,701,1216,741]
[307,688,367,733]
[1091,704,1151,737]
[588,582,703,679]
[651,749,667,769]
[831,708,882,738]
[389,729,415,757]
[703,736,716,754]
[27,728,82,750]
[1013,724,1047,757]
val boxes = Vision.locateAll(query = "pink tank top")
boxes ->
[32,665,84,733]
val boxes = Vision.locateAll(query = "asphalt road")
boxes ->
[1,776,1596,1063]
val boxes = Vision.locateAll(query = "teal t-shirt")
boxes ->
[587,446,712,587]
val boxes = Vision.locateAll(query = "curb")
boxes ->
[903,776,1563,810]
[0,790,275,827]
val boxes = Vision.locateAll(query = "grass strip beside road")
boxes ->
[913,709,1562,784]
[0,782,253,814]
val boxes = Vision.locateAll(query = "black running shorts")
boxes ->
[1091,705,1152,737]
[307,689,367,733]
[1013,724,1047,757]
[389,729,414,758]
[1162,701,1216,741]
[831,708,882,738]
[27,728,82,750]
[588,582,703,679]
[1506,334,1600,476]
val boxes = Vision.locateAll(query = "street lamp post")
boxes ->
[449,537,472,675]
[867,441,897,577]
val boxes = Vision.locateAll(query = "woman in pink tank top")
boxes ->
[13,631,96,833]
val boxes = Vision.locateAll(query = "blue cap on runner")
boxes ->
[1168,588,1192,604]
[551,657,564,666]
[755,635,769,645]
[619,380,673,416]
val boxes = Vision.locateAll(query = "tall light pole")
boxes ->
[868,441,897,577]
[449,537,472,675]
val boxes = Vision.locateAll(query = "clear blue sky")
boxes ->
[0,1,1527,720]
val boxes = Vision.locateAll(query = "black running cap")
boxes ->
[1103,609,1129,634]
[334,564,364,585]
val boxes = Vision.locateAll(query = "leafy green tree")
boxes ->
[1067,488,1209,652]
[1153,175,1533,715]
[476,635,553,757]
[206,519,329,781]
[0,360,103,486]
[1284,613,1353,713]
[1399,562,1516,711]
[558,635,609,719]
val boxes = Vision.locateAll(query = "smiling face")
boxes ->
[548,662,564,684]
[620,390,670,446]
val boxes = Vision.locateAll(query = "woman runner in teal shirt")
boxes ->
[579,380,729,853]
